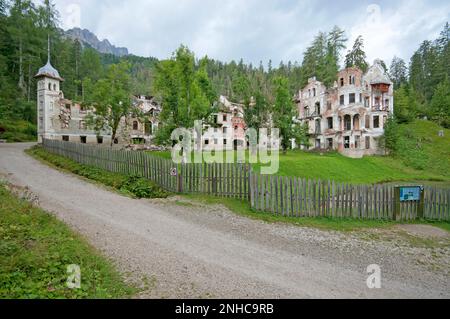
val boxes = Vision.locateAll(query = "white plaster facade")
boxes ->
[296,60,394,158]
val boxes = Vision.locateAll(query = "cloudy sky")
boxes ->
[43,0,449,66]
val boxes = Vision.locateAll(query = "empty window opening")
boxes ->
[223,115,227,122]
[97,136,103,144]
[349,93,356,104]
[373,116,380,128]
[340,95,345,106]
[365,136,371,149]
[365,115,371,128]
[340,78,344,87]
[114,138,119,144]
[353,114,360,130]
[80,136,87,144]
[327,138,333,149]
[315,119,321,134]
[204,139,209,145]
[133,121,139,130]
[62,135,69,142]
[355,136,360,149]
[327,117,333,129]
[327,101,332,110]
[344,136,350,149]
[315,102,321,115]
[344,115,352,131]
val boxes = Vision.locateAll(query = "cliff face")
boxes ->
[65,28,129,57]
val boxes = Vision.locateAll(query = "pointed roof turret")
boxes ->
[35,35,64,81]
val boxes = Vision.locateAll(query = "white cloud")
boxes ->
[41,0,450,66]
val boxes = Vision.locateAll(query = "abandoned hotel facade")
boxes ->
[295,60,394,158]
[36,46,393,158]
[35,54,161,146]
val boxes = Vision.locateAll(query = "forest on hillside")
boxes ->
[0,0,449,144]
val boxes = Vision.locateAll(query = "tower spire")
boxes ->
[47,34,50,64]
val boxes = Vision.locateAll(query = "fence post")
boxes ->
[418,186,425,219]
[394,187,400,221]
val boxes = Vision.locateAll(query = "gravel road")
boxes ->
[1,143,449,299]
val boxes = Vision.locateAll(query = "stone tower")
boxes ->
[35,37,64,143]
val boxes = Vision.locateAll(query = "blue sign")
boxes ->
[400,187,421,202]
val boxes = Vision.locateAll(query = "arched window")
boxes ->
[353,114,360,130]
[48,83,52,91]
[133,121,139,130]
[344,115,352,131]
[53,84,57,91]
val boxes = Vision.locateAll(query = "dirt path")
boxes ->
[1,143,449,299]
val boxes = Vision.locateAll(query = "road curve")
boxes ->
[0,143,449,298]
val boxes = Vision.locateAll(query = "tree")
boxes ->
[429,77,450,127]
[345,35,368,72]
[153,45,217,144]
[84,62,133,146]
[272,76,297,154]
[380,116,399,155]
[389,56,408,89]
[394,84,420,123]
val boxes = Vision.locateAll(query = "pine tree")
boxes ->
[389,56,408,89]
[345,35,368,72]
[429,77,450,127]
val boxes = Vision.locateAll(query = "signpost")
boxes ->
[394,186,424,220]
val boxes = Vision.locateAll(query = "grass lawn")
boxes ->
[150,120,450,185]
[0,183,136,299]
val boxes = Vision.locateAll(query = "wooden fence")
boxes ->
[249,173,450,221]
[42,139,450,221]
[42,139,250,200]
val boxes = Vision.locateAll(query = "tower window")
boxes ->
[53,84,56,91]
[48,83,52,90]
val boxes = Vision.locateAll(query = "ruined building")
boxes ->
[201,96,247,151]
[295,60,394,158]
[35,44,161,146]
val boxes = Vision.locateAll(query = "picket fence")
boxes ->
[42,139,450,221]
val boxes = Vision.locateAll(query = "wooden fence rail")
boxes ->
[42,139,450,221]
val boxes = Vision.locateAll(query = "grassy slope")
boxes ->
[0,184,135,299]
[150,120,449,184]
[0,119,37,142]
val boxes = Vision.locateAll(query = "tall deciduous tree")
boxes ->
[272,76,297,153]
[153,45,217,145]
[85,62,133,146]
